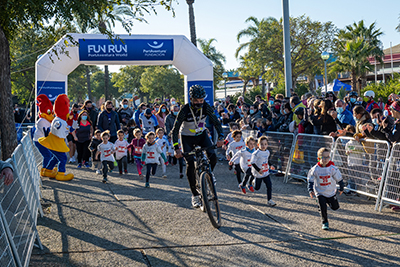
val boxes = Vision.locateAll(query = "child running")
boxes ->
[115,129,129,175]
[155,128,169,178]
[89,130,102,174]
[226,130,245,184]
[127,128,146,179]
[308,147,344,230]
[251,136,276,207]
[141,132,167,188]
[95,130,116,183]
[229,136,256,194]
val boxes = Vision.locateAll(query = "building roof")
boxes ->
[383,43,400,55]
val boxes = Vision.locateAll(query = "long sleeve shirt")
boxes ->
[230,147,254,173]
[127,138,146,158]
[307,161,344,198]
[97,142,115,162]
[114,139,129,160]
[141,142,167,164]
[250,149,271,178]
[226,140,245,164]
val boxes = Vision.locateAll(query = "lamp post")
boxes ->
[222,72,228,100]
[321,51,329,94]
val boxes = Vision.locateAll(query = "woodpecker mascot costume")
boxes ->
[39,94,74,181]
[33,94,59,178]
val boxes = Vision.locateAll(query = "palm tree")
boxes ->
[186,0,197,46]
[197,38,226,90]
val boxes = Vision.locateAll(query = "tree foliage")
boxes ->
[112,66,147,95]
[140,66,184,101]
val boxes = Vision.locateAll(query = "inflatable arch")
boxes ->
[35,33,214,105]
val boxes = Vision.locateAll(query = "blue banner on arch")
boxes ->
[36,81,65,101]
[187,81,214,105]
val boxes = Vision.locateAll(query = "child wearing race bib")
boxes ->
[229,136,256,194]
[115,130,129,175]
[89,130,102,174]
[127,128,146,179]
[251,136,276,207]
[96,131,116,183]
[156,128,169,178]
[226,130,245,184]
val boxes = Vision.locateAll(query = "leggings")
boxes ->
[117,156,128,172]
[76,140,91,164]
[254,175,272,200]
[102,160,114,178]
[317,194,340,224]
[172,156,184,174]
[234,164,243,184]
[146,163,157,183]
[135,158,143,175]
[241,168,254,186]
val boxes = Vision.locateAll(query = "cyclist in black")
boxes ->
[173,85,225,208]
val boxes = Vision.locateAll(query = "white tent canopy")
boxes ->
[35,33,214,104]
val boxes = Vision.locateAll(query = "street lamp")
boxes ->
[321,51,329,94]
[222,72,228,100]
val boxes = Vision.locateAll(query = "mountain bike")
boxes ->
[184,145,221,228]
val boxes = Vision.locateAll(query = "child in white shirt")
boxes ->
[229,136,256,194]
[141,132,167,188]
[251,136,276,207]
[96,131,115,183]
[226,130,245,184]
[156,128,169,178]
[114,130,129,175]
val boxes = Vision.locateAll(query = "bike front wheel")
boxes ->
[200,171,221,228]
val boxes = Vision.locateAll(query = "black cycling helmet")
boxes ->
[294,107,304,116]
[349,91,358,97]
[189,85,206,99]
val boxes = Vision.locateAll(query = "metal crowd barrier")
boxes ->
[379,143,400,211]
[20,134,43,214]
[0,214,16,266]
[0,159,42,267]
[284,134,335,183]
[241,130,258,140]
[26,126,43,168]
[332,137,390,209]
[263,131,295,176]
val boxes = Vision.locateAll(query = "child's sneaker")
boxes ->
[180,173,184,179]
[102,177,108,183]
[84,162,90,168]
[119,171,123,175]
[145,182,150,188]
[124,169,128,174]
[238,184,246,194]
[247,184,255,192]
[267,200,276,207]
[322,222,329,230]
[96,170,101,175]
[139,174,144,180]
[162,174,167,178]
[77,163,82,168]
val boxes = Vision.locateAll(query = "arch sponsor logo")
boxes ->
[79,39,174,61]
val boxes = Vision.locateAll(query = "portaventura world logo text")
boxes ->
[87,44,128,58]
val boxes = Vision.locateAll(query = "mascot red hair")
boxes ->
[39,94,74,181]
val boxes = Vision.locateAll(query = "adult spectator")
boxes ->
[97,100,121,143]
[362,108,390,141]
[325,92,337,104]
[275,94,284,101]
[133,103,147,128]
[380,101,400,143]
[224,95,232,107]
[67,103,79,163]
[140,108,159,135]
[14,104,23,123]
[118,99,133,126]
[216,105,227,119]
[271,99,282,115]
[169,98,177,108]
[236,96,245,110]
[223,104,241,125]
[310,100,336,135]
[290,96,306,126]
[249,102,262,129]
[165,105,179,136]
[273,103,292,132]
[377,97,384,110]
[364,90,379,113]
[73,110,93,168]
[346,91,361,111]
[155,104,169,129]
[384,94,395,116]
[0,160,13,186]
[353,105,372,135]
[153,103,160,113]
[259,101,271,119]
[332,99,355,129]
[83,100,98,128]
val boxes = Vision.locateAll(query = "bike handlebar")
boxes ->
[182,144,217,157]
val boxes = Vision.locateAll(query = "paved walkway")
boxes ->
[30,159,400,266]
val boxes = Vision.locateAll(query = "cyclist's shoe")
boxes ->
[191,195,202,208]
[248,184,255,192]
[267,199,276,207]
[322,222,329,230]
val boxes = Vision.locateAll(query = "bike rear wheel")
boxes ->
[200,171,221,228]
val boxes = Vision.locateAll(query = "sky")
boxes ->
[109,0,400,72]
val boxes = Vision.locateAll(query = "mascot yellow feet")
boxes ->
[55,172,74,181]
[40,168,57,178]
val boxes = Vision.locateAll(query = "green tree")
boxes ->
[91,70,118,101]
[112,66,148,98]
[186,0,197,46]
[0,0,175,159]
[197,38,226,90]
[140,66,184,101]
